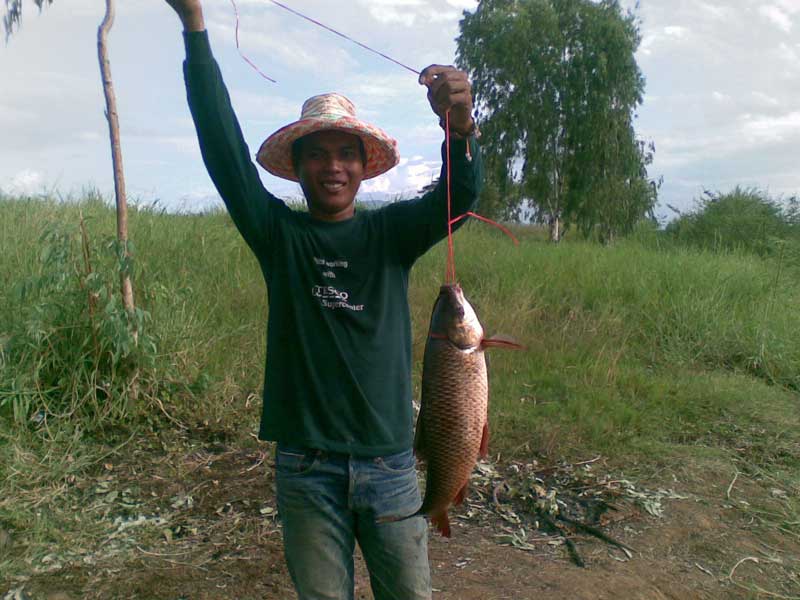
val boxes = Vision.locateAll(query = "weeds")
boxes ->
[0,217,161,430]
[0,195,799,590]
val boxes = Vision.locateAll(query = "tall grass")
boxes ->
[1,195,799,465]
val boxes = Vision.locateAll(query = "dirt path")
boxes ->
[3,443,798,600]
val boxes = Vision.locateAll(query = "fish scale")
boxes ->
[376,283,521,536]
[413,283,501,538]
[417,337,488,534]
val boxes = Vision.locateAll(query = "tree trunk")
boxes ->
[549,214,561,243]
[97,0,135,324]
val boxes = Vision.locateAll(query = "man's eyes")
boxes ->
[306,148,358,160]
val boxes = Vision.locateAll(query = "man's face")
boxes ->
[296,130,365,222]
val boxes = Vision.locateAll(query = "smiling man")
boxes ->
[165,0,482,598]
[291,130,365,221]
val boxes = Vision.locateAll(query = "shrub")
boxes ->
[665,187,798,257]
[0,216,162,429]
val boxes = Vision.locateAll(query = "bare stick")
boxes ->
[726,470,739,500]
[728,557,798,600]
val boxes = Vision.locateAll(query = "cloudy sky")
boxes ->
[0,0,798,221]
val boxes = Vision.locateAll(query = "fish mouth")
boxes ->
[439,284,465,318]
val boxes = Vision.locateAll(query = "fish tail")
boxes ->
[430,510,451,538]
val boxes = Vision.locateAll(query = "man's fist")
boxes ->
[164,0,205,31]
[419,65,475,138]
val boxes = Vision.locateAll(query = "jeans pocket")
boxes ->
[276,446,319,477]
[374,448,416,474]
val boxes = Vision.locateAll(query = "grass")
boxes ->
[2,195,799,454]
[1,194,799,579]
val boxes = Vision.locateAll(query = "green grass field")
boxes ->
[2,196,799,456]
[1,195,799,579]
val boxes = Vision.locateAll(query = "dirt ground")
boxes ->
[3,439,799,600]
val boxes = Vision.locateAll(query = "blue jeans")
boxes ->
[275,445,431,600]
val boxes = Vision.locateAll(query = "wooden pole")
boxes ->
[97,0,136,327]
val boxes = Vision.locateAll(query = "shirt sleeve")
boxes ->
[383,136,484,266]
[182,31,284,259]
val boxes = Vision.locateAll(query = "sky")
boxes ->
[0,0,798,222]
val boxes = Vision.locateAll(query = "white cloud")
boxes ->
[446,0,479,8]
[759,5,793,32]
[697,2,732,20]
[230,90,300,122]
[751,92,781,107]
[776,42,800,63]
[4,170,44,195]
[359,155,439,196]
[361,174,392,193]
[78,131,103,142]
[774,0,800,16]
[740,111,800,142]
[664,25,689,38]
[712,91,732,103]
[207,20,358,76]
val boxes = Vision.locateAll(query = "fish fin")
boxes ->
[479,420,489,458]
[481,334,525,350]
[431,511,451,538]
[413,415,427,462]
[454,482,469,506]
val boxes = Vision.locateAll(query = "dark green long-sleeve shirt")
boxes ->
[183,31,483,456]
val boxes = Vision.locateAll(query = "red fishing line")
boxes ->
[267,0,421,76]
[445,110,456,283]
[230,0,277,83]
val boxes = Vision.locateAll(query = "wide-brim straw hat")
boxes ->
[256,93,400,182]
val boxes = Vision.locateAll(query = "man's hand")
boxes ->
[419,65,475,138]
[164,0,205,32]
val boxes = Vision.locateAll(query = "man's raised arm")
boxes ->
[164,0,281,258]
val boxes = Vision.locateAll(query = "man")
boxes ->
[164,1,482,598]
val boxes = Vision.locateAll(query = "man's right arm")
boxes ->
[168,0,282,256]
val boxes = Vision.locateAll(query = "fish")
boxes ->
[413,283,522,537]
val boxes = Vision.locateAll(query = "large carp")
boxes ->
[414,283,522,537]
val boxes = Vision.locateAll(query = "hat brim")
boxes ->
[256,116,399,182]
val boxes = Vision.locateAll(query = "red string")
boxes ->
[445,111,456,284]
[443,112,519,284]
[267,0,420,76]
[230,0,277,83]
[449,212,520,245]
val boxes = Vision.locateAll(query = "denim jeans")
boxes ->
[275,444,431,600]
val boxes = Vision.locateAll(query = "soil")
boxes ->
[3,438,798,600]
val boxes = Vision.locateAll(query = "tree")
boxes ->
[3,0,51,41]
[457,0,657,241]
[4,0,136,324]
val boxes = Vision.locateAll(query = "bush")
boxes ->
[665,187,798,257]
[0,217,162,429]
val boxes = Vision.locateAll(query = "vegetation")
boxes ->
[1,193,797,449]
[456,0,658,241]
[665,186,800,260]
[1,193,798,585]
[4,0,138,328]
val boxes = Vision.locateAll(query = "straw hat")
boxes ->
[256,93,400,182]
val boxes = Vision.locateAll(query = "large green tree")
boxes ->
[457,0,657,241]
